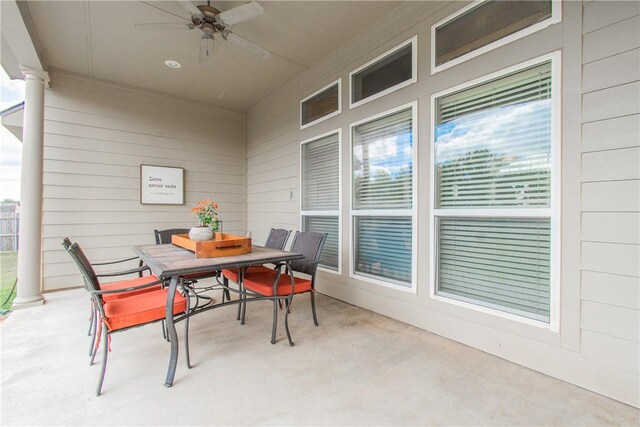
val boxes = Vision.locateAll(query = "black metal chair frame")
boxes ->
[238,231,326,346]
[221,228,292,320]
[66,242,193,396]
[62,238,153,358]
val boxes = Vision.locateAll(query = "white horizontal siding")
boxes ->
[43,72,245,290]
[582,301,639,342]
[582,271,639,310]
[582,147,640,182]
[581,330,639,375]
[582,16,640,63]
[583,0,640,33]
[580,3,640,407]
[582,115,640,152]
[582,212,640,244]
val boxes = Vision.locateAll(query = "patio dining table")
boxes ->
[132,243,304,387]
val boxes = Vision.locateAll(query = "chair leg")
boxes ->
[96,326,109,396]
[270,299,278,344]
[88,309,97,357]
[228,277,241,321]
[161,320,168,341]
[284,296,294,347]
[87,306,94,336]
[310,291,319,326]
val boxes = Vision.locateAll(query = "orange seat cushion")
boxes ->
[101,275,163,302]
[221,266,274,283]
[242,272,312,297]
[103,288,187,331]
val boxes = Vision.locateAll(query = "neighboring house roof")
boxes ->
[0,102,25,117]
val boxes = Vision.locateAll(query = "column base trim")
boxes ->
[11,295,46,310]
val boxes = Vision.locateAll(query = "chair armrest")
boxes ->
[91,256,139,266]
[92,278,165,295]
[96,265,150,278]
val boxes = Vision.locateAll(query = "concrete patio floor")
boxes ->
[1,288,638,426]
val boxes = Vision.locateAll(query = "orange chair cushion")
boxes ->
[101,275,163,302]
[221,266,274,283]
[103,288,187,331]
[242,272,312,297]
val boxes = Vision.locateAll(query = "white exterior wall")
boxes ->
[42,72,245,291]
[579,0,640,392]
[246,1,639,407]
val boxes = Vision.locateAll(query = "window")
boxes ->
[300,79,341,129]
[431,54,559,324]
[351,104,416,290]
[350,37,417,108]
[431,0,560,73]
[300,130,341,272]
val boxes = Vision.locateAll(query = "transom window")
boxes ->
[432,0,560,73]
[350,37,417,108]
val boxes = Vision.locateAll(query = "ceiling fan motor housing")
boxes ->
[193,4,227,35]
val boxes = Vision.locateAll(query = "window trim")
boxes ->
[430,0,562,75]
[299,128,342,275]
[300,79,342,130]
[349,36,418,110]
[429,51,562,329]
[349,101,418,293]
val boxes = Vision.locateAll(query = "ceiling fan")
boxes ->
[136,1,269,65]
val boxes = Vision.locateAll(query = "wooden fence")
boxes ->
[1,204,19,252]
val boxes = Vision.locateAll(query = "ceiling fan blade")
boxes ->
[225,32,270,60]
[134,22,192,31]
[199,37,214,65]
[219,1,265,26]
[178,1,204,20]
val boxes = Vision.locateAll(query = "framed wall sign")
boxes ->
[140,164,184,205]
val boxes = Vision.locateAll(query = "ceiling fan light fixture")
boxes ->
[164,59,182,69]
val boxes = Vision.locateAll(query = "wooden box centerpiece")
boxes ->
[171,233,252,258]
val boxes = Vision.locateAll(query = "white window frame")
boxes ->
[349,101,418,293]
[429,51,562,329]
[349,36,418,109]
[299,128,342,275]
[300,79,342,130]
[431,0,562,75]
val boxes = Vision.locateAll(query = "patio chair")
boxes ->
[154,228,223,306]
[153,228,190,244]
[238,231,326,346]
[62,238,162,356]
[220,228,291,319]
[66,242,192,396]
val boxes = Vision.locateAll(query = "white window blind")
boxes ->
[438,217,550,321]
[353,108,413,210]
[354,216,412,286]
[302,133,340,211]
[352,105,415,289]
[303,216,339,271]
[301,132,340,272]
[435,63,552,209]
[432,60,555,323]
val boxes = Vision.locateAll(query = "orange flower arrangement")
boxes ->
[192,199,219,230]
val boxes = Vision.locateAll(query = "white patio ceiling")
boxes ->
[23,1,400,111]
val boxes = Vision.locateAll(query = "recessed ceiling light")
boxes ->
[164,60,181,69]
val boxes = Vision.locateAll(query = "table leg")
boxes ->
[164,275,179,387]
[240,267,247,325]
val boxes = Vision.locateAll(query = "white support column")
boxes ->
[12,69,49,310]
